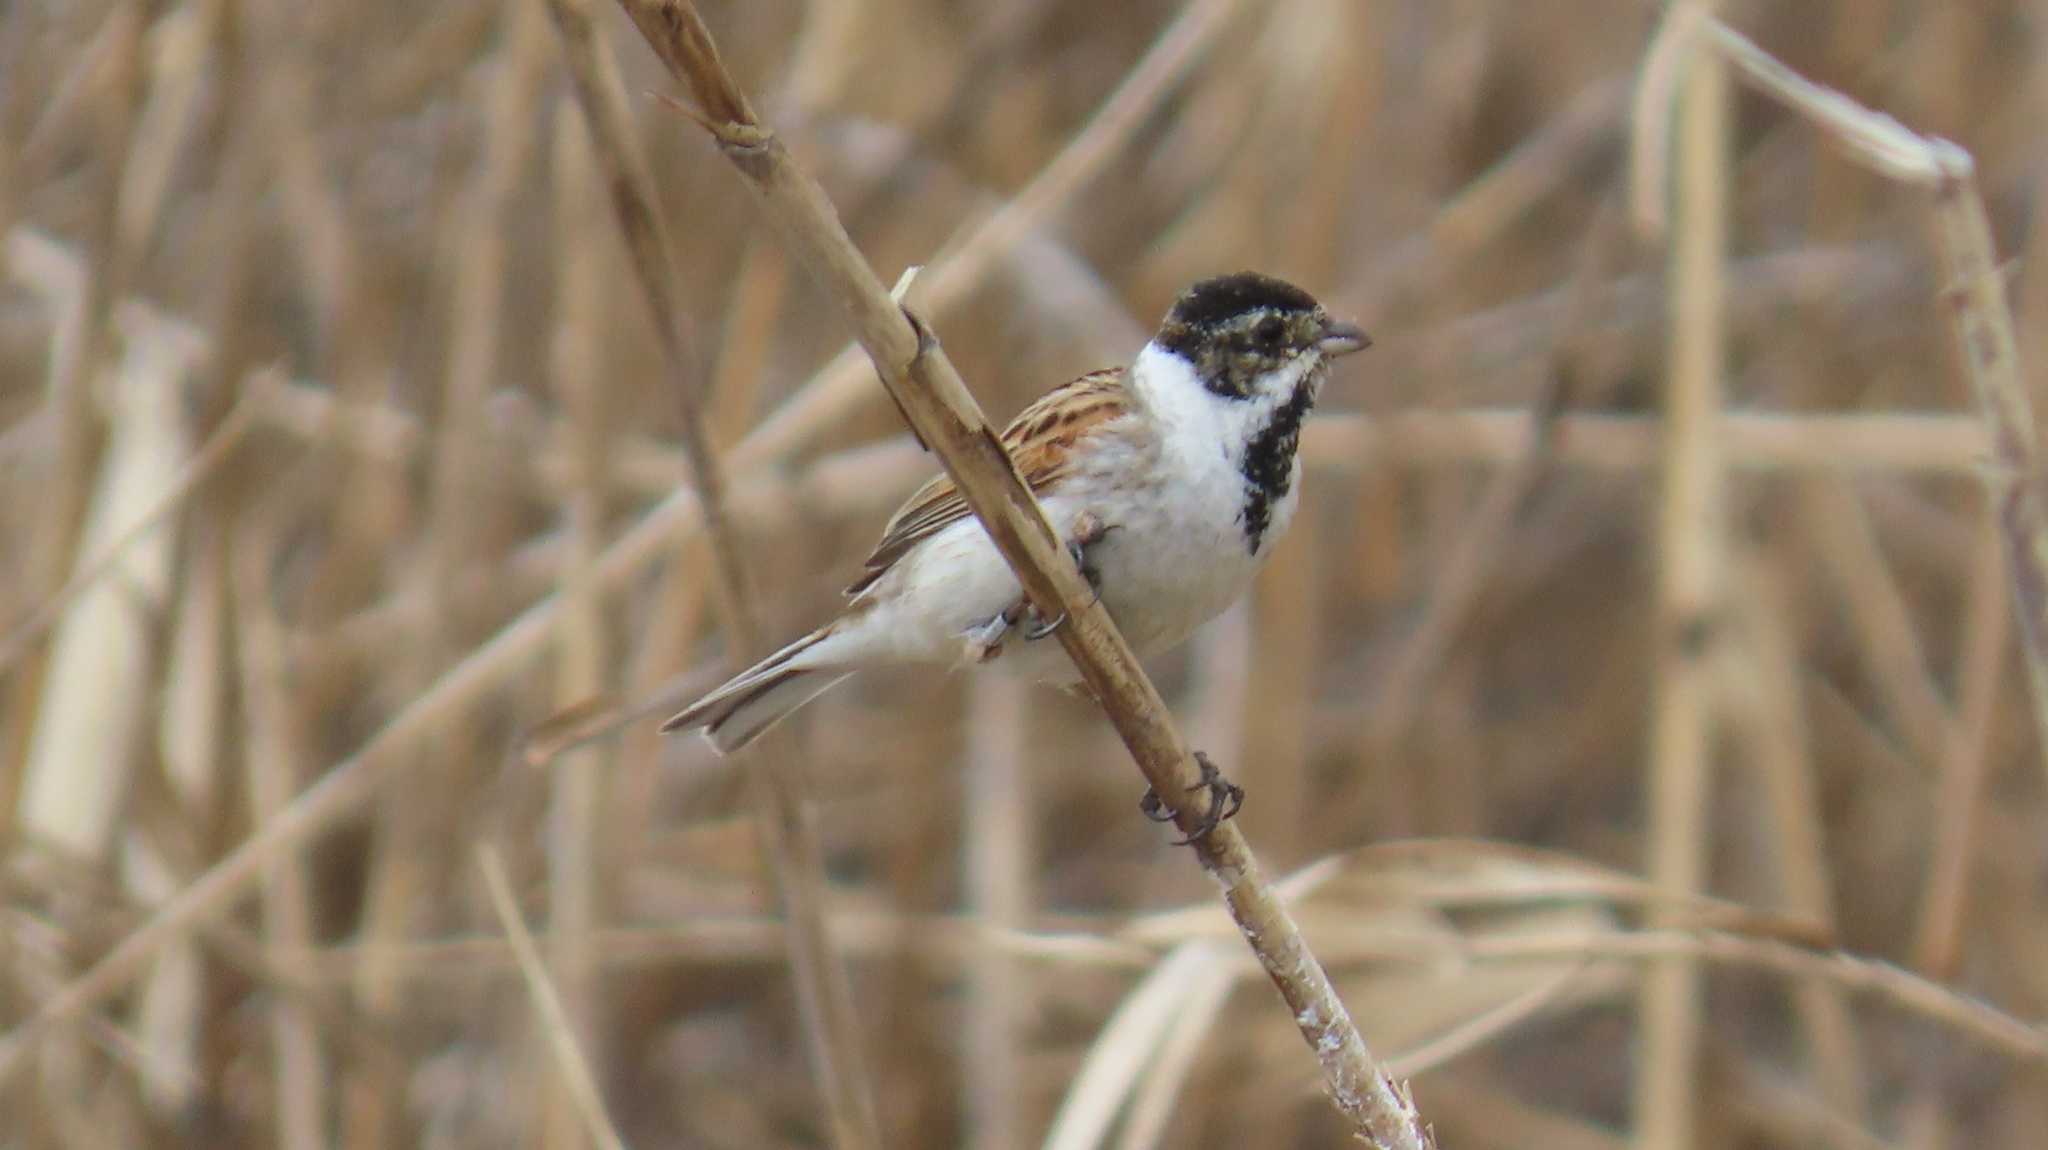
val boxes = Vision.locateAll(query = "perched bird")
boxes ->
[666,272,1369,784]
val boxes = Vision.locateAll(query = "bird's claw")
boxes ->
[1022,610,1067,640]
[1138,751,1244,844]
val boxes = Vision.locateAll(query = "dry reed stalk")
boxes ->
[733,0,1241,471]
[1650,9,2048,788]
[1,0,148,834]
[0,374,951,1077]
[0,2,31,233]
[964,671,1031,1150]
[612,232,783,856]
[126,453,240,1116]
[361,3,498,114]
[1310,409,1991,476]
[1718,562,1866,1120]
[7,310,194,1134]
[1636,5,1730,1147]
[1238,460,1316,838]
[131,3,261,1110]
[1732,1065,1898,1150]
[131,533,228,1113]
[245,1,353,340]
[1351,198,1622,833]
[1806,3,1886,240]
[237,32,408,1006]
[16,318,200,857]
[260,355,2000,491]
[132,537,231,1117]
[0,471,690,1080]
[1896,523,2007,1150]
[1352,75,1628,319]
[14,4,123,183]
[428,0,550,598]
[12,220,1978,493]
[476,847,629,1150]
[1340,67,1613,602]
[1451,929,2048,1065]
[1042,942,1238,1150]
[234,504,331,1150]
[335,5,550,1146]
[537,0,749,630]
[114,3,211,258]
[1911,526,2007,977]
[1381,964,1592,1081]
[261,874,2048,1076]
[1424,1071,1632,1150]
[705,239,787,451]
[1112,952,1241,1150]
[15,8,2041,1141]
[1235,0,1366,850]
[1796,479,1954,769]
[615,3,1431,1146]
[543,101,614,1150]
[0,396,255,676]
[541,2,883,1146]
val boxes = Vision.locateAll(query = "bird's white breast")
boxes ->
[1068,344,1306,657]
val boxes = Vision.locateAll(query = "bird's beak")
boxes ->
[1317,319,1371,357]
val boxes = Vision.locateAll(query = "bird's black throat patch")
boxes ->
[1237,379,1315,553]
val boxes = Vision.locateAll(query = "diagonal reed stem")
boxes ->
[613,2,1433,1146]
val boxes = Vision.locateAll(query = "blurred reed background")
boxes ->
[3,0,2047,1147]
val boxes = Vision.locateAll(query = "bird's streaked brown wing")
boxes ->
[844,368,1130,595]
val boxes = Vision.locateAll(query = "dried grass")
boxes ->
[3,2,2047,1147]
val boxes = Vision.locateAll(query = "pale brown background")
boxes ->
[1,1,2044,1147]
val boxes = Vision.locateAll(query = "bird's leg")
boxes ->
[1069,510,1114,605]
[1138,751,1244,844]
[962,601,1026,664]
[1024,512,1117,640]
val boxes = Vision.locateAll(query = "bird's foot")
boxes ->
[1138,751,1244,845]
[963,602,1026,663]
[1070,512,1115,603]
[1024,514,1118,640]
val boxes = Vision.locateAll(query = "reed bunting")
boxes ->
[667,272,1369,792]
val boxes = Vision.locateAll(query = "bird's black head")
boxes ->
[1154,272,1369,400]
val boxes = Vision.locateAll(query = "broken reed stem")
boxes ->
[616,3,1431,1146]
[539,2,883,1148]
[0,394,257,675]
[0,0,146,834]
[1651,8,2048,789]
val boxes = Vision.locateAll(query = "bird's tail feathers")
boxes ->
[662,628,851,754]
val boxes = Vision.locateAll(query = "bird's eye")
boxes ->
[1253,315,1286,347]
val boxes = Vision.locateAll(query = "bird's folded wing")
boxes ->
[845,368,1129,595]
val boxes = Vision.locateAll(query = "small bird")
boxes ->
[667,272,1369,786]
